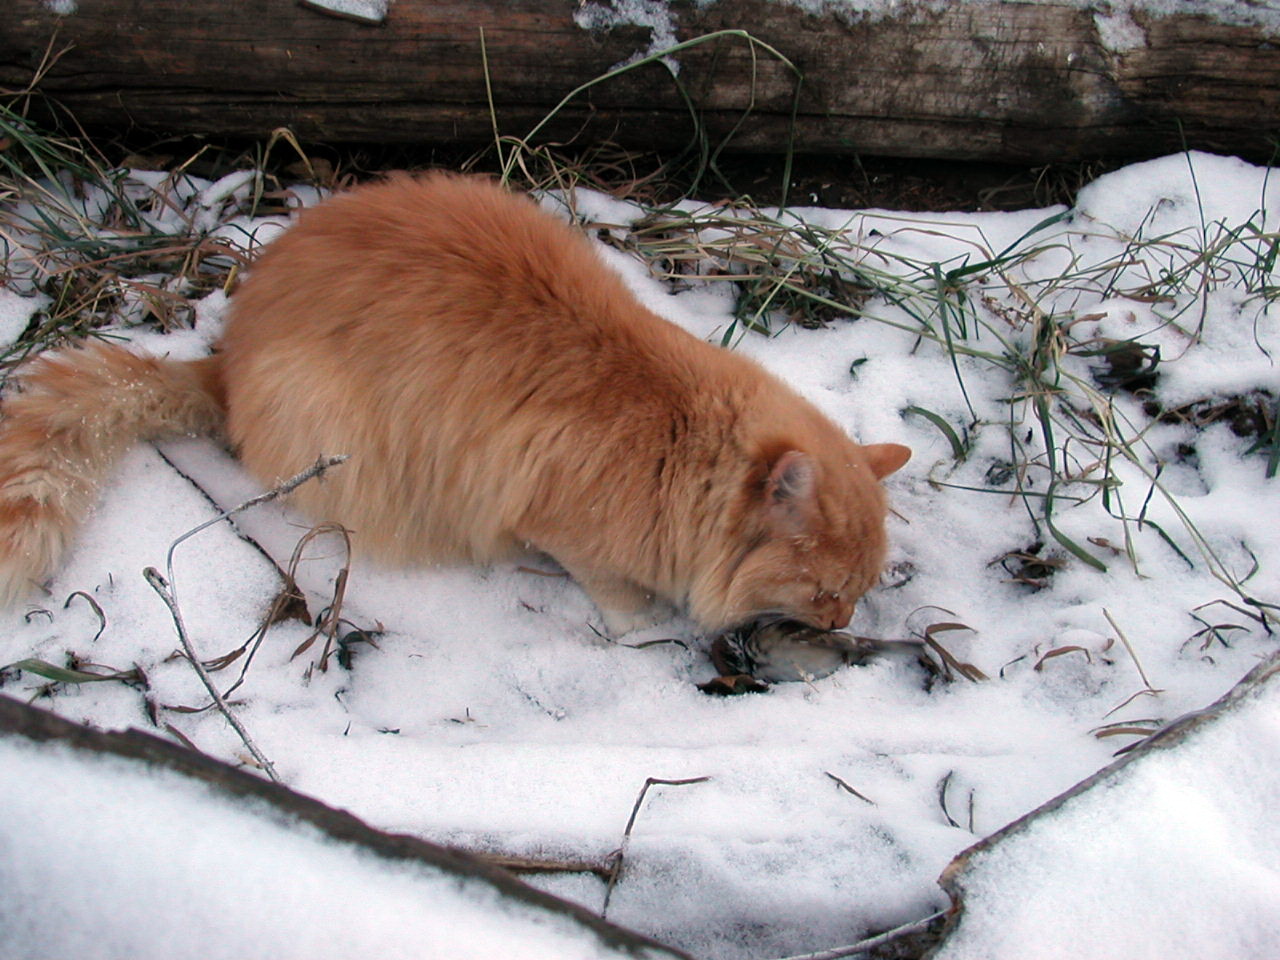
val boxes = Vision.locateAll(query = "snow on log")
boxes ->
[931,649,1280,959]
[0,694,691,960]
[2,0,1278,162]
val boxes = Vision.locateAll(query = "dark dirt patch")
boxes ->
[95,127,1119,213]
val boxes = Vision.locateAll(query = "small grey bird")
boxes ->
[711,621,895,683]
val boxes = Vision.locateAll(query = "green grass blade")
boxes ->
[4,658,120,684]
[904,405,968,462]
[1045,481,1107,571]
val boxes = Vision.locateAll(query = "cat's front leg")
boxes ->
[561,564,672,637]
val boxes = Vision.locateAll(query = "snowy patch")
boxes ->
[936,657,1280,960]
[1,151,1278,958]
[298,0,391,24]
[0,288,42,349]
[1093,8,1148,51]
[575,0,1280,58]
[575,0,683,71]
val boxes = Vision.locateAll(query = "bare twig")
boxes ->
[144,454,350,783]
[161,454,349,587]
[824,771,876,805]
[145,566,279,782]
[602,775,711,917]
[768,910,949,960]
[476,853,615,881]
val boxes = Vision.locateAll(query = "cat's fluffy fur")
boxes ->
[0,173,909,633]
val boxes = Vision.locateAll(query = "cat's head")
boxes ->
[692,441,910,632]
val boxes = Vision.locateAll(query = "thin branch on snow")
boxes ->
[161,453,349,589]
[145,566,280,782]
[145,454,350,783]
[768,910,949,960]
[602,775,711,917]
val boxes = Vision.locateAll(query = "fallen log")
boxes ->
[0,694,692,959]
[2,0,1278,163]
[932,648,1280,958]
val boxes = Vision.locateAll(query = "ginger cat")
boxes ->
[0,173,909,634]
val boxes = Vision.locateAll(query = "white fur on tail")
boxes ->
[0,342,223,604]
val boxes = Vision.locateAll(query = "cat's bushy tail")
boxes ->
[0,341,224,605]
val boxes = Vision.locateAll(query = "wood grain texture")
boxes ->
[3,0,1277,161]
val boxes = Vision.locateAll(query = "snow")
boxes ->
[0,287,41,349]
[1,151,1278,958]
[573,0,691,72]
[298,0,392,24]
[935,657,1280,960]
[0,735,676,960]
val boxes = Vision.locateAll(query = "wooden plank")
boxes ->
[2,0,1277,162]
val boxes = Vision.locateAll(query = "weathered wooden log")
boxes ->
[933,648,1280,955]
[3,0,1278,163]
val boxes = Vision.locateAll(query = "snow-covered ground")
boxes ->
[1,151,1277,958]
[0,718,684,960]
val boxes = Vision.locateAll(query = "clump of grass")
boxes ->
[0,100,335,379]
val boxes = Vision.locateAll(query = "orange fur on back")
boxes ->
[0,173,909,631]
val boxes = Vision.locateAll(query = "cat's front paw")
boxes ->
[599,602,672,638]
[559,563,674,638]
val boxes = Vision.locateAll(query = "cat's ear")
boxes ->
[863,443,911,479]
[764,450,817,531]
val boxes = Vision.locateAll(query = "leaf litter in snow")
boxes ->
[0,147,1278,958]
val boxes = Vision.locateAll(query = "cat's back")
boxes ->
[216,172,717,551]
[222,172,639,360]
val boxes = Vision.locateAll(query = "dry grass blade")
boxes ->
[164,722,202,752]
[287,521,354,673]
[937,770,965,830]
[824,771,875,805]
[1102,687,1164,719]
[63,589,107,642]
[919,622,987,682]
[1092,724,1160,739]
[1194,598,1275,635]
[1102,608,1162,696]
[1033,645,1092,671]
